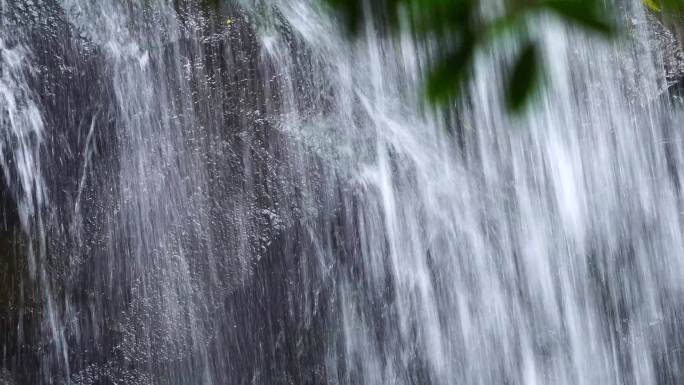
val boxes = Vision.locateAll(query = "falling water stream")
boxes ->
[1,0,684,384]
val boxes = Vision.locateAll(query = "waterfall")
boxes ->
[1,0,683,384]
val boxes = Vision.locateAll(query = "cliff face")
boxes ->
[0,2,337,383]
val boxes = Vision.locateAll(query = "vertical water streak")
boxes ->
[244,0,684,384]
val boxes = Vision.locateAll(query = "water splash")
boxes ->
[0,37,46,272]
[1,0,684,384]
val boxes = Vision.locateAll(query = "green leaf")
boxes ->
[486,13,525,40]
[658,0,684,16]
[541,0,615,35]
[203,0,221,10]
[324,0,364,34]
[643,0,662,12]
[408,0,474,36]
[322,0,616,113]
[506,41,541,112]
[425,38,476,103]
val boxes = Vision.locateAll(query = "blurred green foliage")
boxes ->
[643,0,683,14]
[324,0,683,112]
[197,0,683,112]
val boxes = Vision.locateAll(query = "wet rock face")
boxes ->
[0,1,339,383]
[0,368,16,385]
[646,12,684,96]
